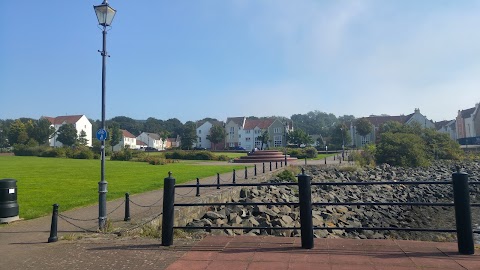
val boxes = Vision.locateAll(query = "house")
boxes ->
[165,136,181,149]
[112,129,136,151]
[44,115,92,147]
[136,132,165,150]
[225,117,293,151]
[435,120,457,141]
[195,120,225,150]
[456,103,480,145]
[349,108,435,147]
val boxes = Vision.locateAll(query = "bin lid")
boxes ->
[0,179,17,188]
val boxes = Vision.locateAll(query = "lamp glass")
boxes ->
[94,4,116,26]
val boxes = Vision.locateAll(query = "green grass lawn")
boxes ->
[0,156,245,220]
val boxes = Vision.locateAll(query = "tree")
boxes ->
[287,129,313,147]
[257,130,270,150]
[77,130,89,146]
[180,121,197,150]
[8,120,28,145]
[376,132,429,167]
[355,118,373,137]
[108,123,122,151]
[330,123,351,149]
[31,118,55,145]
[206,125,226,150]
[56,124,78,147]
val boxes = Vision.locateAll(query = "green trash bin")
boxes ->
[0,179,19,223]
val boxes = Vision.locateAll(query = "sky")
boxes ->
[1,1,479,123]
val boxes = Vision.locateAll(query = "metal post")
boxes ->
[98,28,108,231]
[452,169,474,254]
[233,169,236,184]
[48,204,59,243]
[161,172,175,246]
[305,157,307,166]
[269,162,272,171]
[324,157,327,164]
[297,169,314,249]
[334,155,336,161]
[281,161,283,167]
[244,167,247,179]
[262,163,265,173]
[276,161,278,169]
[254,164,257,176]
[196,178,200,197]
[217,173,220,189]
[124,193,130,221]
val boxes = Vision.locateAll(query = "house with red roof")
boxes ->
[112,129,137,151]
[195,120,225,150]
[44,115,92,147]
[225,117,292,151]
[349,108,435,147]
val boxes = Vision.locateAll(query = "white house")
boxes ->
[112,129,137,151]
[195,120,225,149]
[136,132,165,150]
[436,120,457,141]
[44,115,92,147]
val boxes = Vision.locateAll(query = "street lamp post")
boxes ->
[94,0,116,230]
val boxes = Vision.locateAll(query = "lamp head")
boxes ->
[94,0,116,27]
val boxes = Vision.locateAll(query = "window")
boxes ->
[274,135,282,147]
[229,134,234,139]
[246,137,251,142]
[255,129,261,134]
[246,130,251,134]
[229,143,234,147]
[238,142,241,146]
[239,134,241,138]
[198,130,201,134]
[361,136,369,146]
[274,128,280,133]
[230,127,234,134]
[198,137,202,143]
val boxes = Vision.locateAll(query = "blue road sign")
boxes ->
[96,129,108,141]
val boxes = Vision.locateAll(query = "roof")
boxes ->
[435,120,450,130]
[43,115,85,125]
[244,119,275,129]
[226,117,245,126]
[145,132,161,140]
[121,129,136,138]
[460,107,475,118]
[196,120,224,128]
[136,140,147,146]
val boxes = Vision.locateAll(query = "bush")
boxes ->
[287,147,317,159]
[110,147,133,161]
[351,144,376,167]
[164,150,226,161]
[13,144,45,156]
[39,147,66,158]
[73,147,94,159]
[376,133,429,167]
[304,147,318,158]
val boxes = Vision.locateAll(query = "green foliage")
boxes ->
[355,118,373,137]
[376,133,430,167]
[164,150,229,161]
[39,147,66,158]
[287,129,313,147]
[77,130,89,146]
[257,130,270,150]
[57,124,78,146]
[351,144,376,167]
[8,120,29,145]
[330,123,351,149]
[304,147,318,158]
[31,118,55,145]
[286,147,318,159]
[180,121,197,150]
[206,125,226,149]
[71,146,94,159]
[108,123,122,151]
[12,144,45,156]
[276,169,296,182]
[110,146,133,161]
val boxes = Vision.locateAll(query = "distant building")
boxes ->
[112,129,136,151]
[455,103,480,145]
[137,132,165,150]
[195,120,225,150]
[44,115,92,147]
[349,108,435,147]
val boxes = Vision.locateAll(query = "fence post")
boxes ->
[297,169,314,249]
[269,162,272,171]
[196,178,200,197]
[244,167,247,179]
[217,173,220,189]
[161,172,176,246]
[334,155,335,161]
[263,163,265,173]
[124,193,130,221]
[281,161,283,167]
[324,157,327,164]
[233,169,236,184]
[452,169,474,255]
[48,204,59,243]
[254,164,257,176]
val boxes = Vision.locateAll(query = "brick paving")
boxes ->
[167,236,480,270]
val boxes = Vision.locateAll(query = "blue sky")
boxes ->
[1,1,479,123]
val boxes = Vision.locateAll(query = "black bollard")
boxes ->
[334,155,336,161]
[263,163,265,173]
[452,170,474,254]
[124,193,130,221]
[196,178,200,197]
[161,172,176,246]
[217,173,220,189]
[269,162,272,171]
[324,157,327,164]
[254,164,257,176]
[297,170,314,249]
[48,204,59,243]
[233,169,236,184]
[276,161,278,169]
[281,161,283,167]
[244,167,247,179]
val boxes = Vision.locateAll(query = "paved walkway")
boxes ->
[167,235,480,270]
[2,154,478,269]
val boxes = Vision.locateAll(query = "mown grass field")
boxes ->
[0,156,246,220]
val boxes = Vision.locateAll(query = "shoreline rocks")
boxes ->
[186,161,480,242]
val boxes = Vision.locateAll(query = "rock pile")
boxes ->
[186,161,480,241]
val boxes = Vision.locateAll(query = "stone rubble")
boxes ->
[186,161,480,241]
